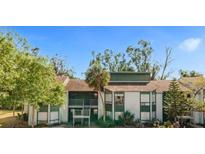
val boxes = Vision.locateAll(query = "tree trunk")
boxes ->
[31,106,35,128]
[12,102,16,117]
[98,90,105,121]
[21,100,25,115]
[21,104,24,115]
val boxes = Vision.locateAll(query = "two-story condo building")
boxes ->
[25,72,205,126]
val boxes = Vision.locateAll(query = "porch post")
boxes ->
[112,91,115,120]
[48,104,51,125]
[150,92,153,120]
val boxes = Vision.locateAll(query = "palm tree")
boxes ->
[85,61,110,121]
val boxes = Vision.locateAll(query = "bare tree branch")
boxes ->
[160,47,173,80]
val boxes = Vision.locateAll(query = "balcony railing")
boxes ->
[69,99,98,107]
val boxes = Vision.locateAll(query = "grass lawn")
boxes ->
[0,110,28,128]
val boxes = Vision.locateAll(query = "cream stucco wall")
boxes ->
[124,92,163,121]
[156,93,163,121]
[124,92,140,120]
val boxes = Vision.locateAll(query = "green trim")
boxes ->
[50,105,59,112]
[39,105,48,112]
[110,72,150,83]
[110,72,151,74]
[105,104,112,111]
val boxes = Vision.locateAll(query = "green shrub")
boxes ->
[163,121,173,128]
[17,113,22,119]
[17,113,28,121]
[22,113,28,121]
[114,119,124,126]
[117,111,135,126]
[152,119,161,128]
[96,116,115,128]
[135,119,144,128]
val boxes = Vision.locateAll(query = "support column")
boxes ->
[48,104,51,125]
[112,91,115,120]
[150,92,153,120]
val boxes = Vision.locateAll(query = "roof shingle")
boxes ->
[65,79,95,91]
[56,75,70,86]
[105,80,190,92]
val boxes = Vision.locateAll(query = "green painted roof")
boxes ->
[110,72,150,83]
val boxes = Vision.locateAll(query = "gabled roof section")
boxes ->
[65,79,95,91]
[152,80,190,92]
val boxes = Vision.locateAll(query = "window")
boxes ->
[114,92,124,112]
[140,102,150,112]
[140,92,150,121]
[105,90,113,113]
[114,93,124,105]
[69,92,98,106]
[39,105,48,112]
[105,90,112,104]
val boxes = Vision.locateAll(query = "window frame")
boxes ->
[140,92,151,121]
[114,92,125,112]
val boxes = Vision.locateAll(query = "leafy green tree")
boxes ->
[126,40,172,80]
[85,60,110,121]
[126,40,154,72]
[50,54,75,78]
[91,50,134,72]
[0,32,65,127]
[179,76,205,97]
[164,80,193,121]
[90,40,173,80]
[0,32,31,114]
[25,54,64,127]
[179,70,202,78]
[0,33,19,99]
[126,40,160,80]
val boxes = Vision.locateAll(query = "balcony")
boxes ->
[69,99,98,108]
